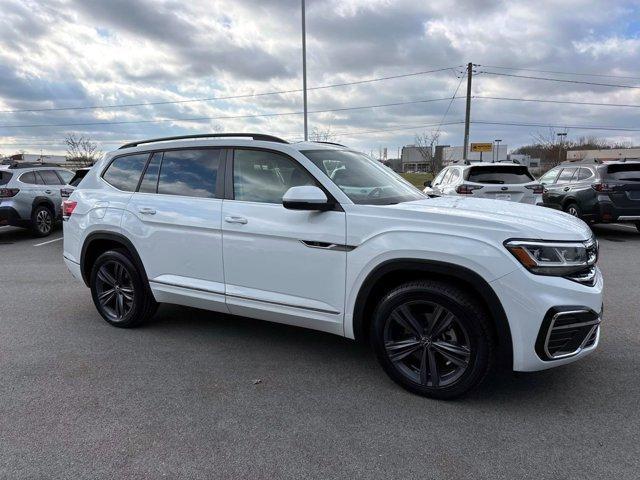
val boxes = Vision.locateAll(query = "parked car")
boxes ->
[540,160,640,231]
[0,163,74,236]
[423,162,543,204]
[62,134,602,399]
[61,167,91,199]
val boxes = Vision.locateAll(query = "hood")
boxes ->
[383,196,592,241]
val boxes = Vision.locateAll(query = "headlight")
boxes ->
[504,237,598,276]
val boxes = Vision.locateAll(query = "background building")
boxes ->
[400,145,431,172]
[2,153,68,165]
[566,148,640,162]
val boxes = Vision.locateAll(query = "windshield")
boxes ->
[302,149,424,205]
[467,166,534,184]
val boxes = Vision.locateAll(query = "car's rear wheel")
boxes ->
[90,250,157,328]
[31,205,53,237]
[564,202,582,219]
[370,280,493,399]
[635,222,640,233]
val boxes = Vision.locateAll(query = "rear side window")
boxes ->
[467,166,534,184]
[39,170,63,185]
[0,171,12,185]
[20,172,37,184]
[576,168,593,181]
[103,154,149,191]
[606,164,640,182]
[557,168,577,183]
[56,170,74,184]
[157,149,220,198]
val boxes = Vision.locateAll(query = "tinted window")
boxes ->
[606,164,640,182]
[103,154,149,191]
[158,149,220,198]
[577,168,593,181]
[234,149,316,204]
[68,169,89,187]
[0,171,12,185]
[557,168,577,183]
[56,170,74,184]
[39,170,63,185]
[19,172,36,184]
[138,152,162,193]
[539,168,560,184]
[467,166,534,184]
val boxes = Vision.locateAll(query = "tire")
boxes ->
[564,202,582,219]
[370,280,494,399]
[635,222,640,233]
[31,205,54,237]
[90,249,158,328]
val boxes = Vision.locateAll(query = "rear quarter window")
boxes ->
[102,154,149,191]
[606,164,640,181]
[466,166,534,184]
[0,171,13,185]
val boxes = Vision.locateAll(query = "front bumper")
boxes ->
[490,266,603,372]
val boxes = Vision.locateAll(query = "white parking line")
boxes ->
[613,223,638,231]
[33,237,63,247]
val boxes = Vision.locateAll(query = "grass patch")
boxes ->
[400,172,433,188]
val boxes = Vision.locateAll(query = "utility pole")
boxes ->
[494,139,502,162]
[462,62,473,161]
[301,0,308,141]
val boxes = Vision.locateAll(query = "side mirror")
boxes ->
[423,180,432,187]
[283,186,332,211]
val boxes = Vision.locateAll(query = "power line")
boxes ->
[288,121,465,140]
[479,64,640,82]
[0,66,460,115]
[472,120,640,132]
[432,76,466,141]
[474,96,640,108]
[478,71,640,89]
[0,96,458,129]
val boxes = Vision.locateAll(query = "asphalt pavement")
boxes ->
[0,223,638,479]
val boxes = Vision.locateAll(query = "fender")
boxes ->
[32,196,56,214]
[352,258,513,367]
[80,231,149,287]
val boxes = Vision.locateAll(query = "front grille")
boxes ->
[536,309,601,360]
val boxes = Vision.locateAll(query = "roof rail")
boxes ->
[119,133,289,150]
[6,162,64,169]
[312,141,348,148]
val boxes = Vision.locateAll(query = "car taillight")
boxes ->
[60,188,74,198]
[0,188,19,198]
[456,184,483,194]
[526,184,544,194]
[591,183,614,192]
[62,200,77,220]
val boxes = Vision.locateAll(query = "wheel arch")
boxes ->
[352,259,513,368]
[80,231,148,287]
[31,196,56,214]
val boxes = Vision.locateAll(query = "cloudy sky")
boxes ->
[1,0,639,157]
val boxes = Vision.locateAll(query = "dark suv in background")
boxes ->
[540,160,640,232]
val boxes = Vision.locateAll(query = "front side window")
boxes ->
[432,168,448,185]
[157,149,220,198]
[39,170,63,185]
[302,149,424,205]
[233,149,316,204]
[103,154,149,192]
[539,168,560,185]
[449,169,461,184]
[138,152,162,194]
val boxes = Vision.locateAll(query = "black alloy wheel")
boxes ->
[90,250,158,327]
[371,280,493,399]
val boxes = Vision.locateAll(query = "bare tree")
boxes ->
[64,133,101,166]
[414,130,441,174]
[309,126,338,143]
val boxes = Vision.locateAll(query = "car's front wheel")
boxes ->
[371,280,494,399]
[90,250,157,328]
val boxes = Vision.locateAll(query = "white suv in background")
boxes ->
[424,161,543,204]
[62,134,603,399]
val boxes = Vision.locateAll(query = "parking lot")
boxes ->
[0,223,638,479]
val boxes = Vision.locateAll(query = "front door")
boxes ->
[221,148,346,335]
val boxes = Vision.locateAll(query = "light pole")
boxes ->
[494,139,502,162]
[301,0,308,141]
[557,132,567,165]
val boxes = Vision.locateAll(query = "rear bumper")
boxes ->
[0,206,23,226]
[593,199,640,223]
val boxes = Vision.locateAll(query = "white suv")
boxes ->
[424,161,543,204]
[62,134,603,399]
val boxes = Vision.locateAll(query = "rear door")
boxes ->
[122,148,227,313]
[38,170,65,216]
[465,165,536,203]
[604,163,640,211]
[545,167,577,209]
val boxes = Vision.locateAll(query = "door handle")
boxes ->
[563,187,570,191]
[45,189,53,194]
[138,207,156,215]
[225,216,248,224]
